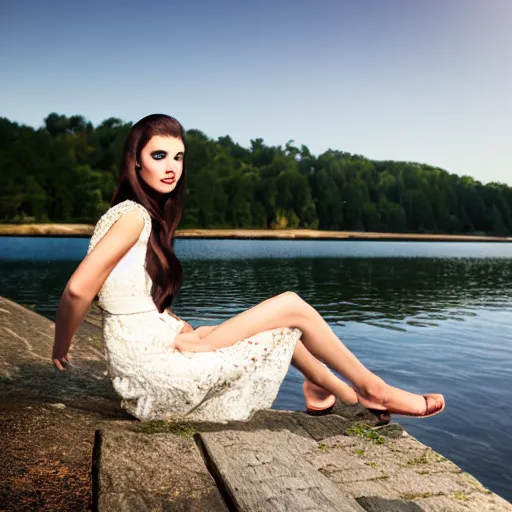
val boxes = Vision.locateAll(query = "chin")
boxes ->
[158,184,177,194]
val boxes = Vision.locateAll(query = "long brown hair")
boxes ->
[111,114,186,313]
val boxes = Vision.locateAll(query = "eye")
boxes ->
[151,151,167,160]
[174,154,184,162]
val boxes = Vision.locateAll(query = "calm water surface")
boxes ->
[1,238,511,501]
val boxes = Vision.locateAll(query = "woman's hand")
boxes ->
[194,325,218,338]
[52,324,72,371]
[52,351,72,372]
[179,320,194,334]
[173,332,214,353]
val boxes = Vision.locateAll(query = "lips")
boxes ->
[161,178,174,184]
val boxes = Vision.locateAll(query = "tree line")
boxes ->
[1,113,511,235]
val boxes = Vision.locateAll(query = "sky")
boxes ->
[1,0,511,184]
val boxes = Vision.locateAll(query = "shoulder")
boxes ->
[100,199,150,222]
[100,200,151,231]
[88,200,152,254]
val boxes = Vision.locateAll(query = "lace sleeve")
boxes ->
[87,200,152,255]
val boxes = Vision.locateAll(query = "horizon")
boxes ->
[1,0,511,185]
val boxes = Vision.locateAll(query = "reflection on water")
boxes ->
[1,239,512,501]
[176,258,512,327]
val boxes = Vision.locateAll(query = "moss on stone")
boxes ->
[400,491,436,500]
[346,423,385,445]
[454,491,470,501]
[130,421,197,437]
[407,448,446,466]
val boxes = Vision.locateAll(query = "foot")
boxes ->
[304,380,392,425]
[358,391,445,419]
[354,392,392,425]
[356,392,389,412]
[419,394,445,418]
[303,380,336,414]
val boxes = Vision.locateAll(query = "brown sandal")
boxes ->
[373,393,445,419]
[303,380,392,425]
[418,394,445,418]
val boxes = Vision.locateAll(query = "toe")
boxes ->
[424,394,445,415]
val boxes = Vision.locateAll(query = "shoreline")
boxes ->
[1,223,512,242]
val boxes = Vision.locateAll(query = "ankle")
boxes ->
[359,378,388,407]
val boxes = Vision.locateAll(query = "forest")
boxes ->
[1,113,511,235]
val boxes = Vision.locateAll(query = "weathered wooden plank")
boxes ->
[94,428,228,512]
[199,429,365,512]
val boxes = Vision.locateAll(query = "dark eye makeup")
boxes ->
[151,151,167,160]
[151,150,184,161]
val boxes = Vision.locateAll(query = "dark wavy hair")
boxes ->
[111,114,186,313]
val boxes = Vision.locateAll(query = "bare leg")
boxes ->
[296,346,354,410]
[194,325,362,408]
[297,349,387,412]
[201,292,433,415]
[292,341,357,405]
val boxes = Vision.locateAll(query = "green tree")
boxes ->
[0,113,510,237]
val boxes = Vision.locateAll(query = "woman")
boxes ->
[52,114,445,422]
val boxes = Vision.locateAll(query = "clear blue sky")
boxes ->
[1,0,511,184]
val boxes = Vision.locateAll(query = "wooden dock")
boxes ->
[1,295,511,511]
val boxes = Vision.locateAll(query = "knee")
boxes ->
[278,291,303,309]
[278,291,301,303]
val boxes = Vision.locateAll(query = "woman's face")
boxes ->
[137,135,185,194]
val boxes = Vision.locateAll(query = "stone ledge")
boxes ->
[1,295,511,511]
[93,415,512,512]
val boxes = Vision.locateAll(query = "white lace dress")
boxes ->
[87,199,301,421]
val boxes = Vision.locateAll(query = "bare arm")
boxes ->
[52,210,144,370]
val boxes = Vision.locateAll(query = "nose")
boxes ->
[166,157,178,175]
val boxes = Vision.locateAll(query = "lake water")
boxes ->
[1,238,511,501]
